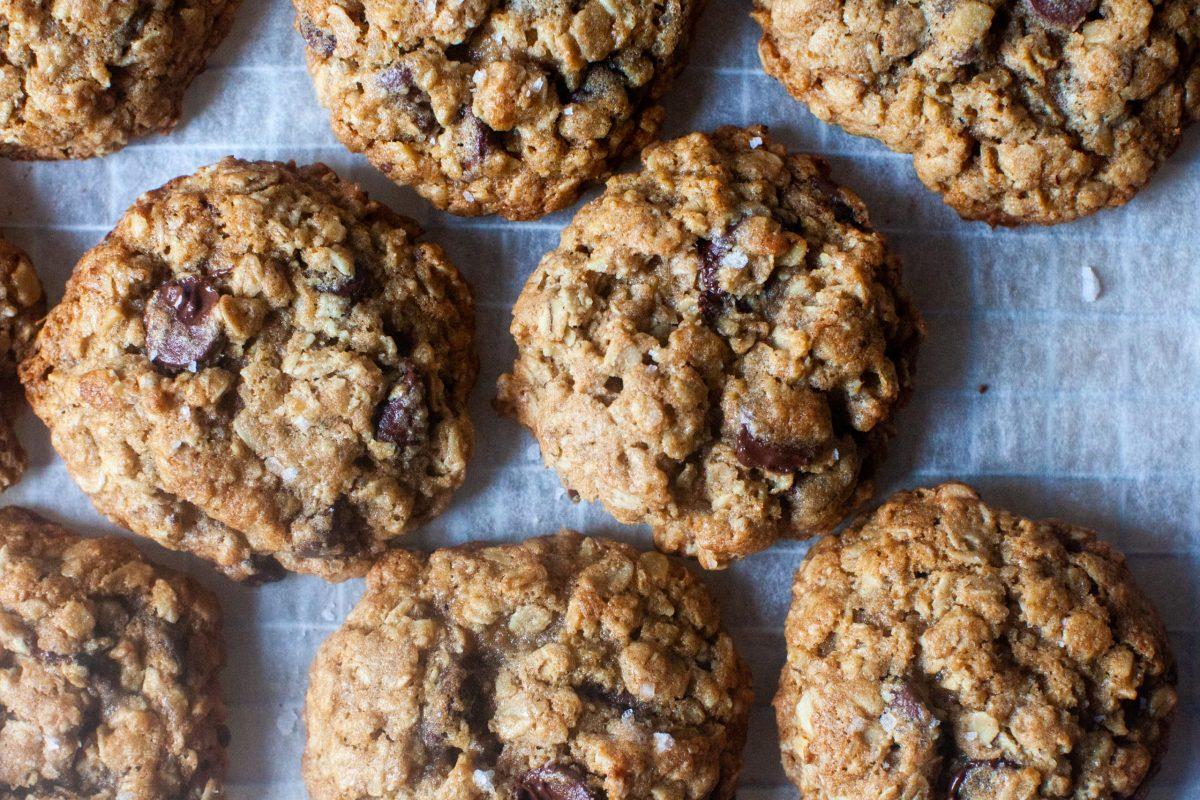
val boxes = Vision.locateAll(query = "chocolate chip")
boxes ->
[735,423,821,473]
[377,66,437,135]
[947,758,1016,798]
[375,361,429,448]
[144,276,224,372]
[697,236,732,322]
[808,167,862,226]
[578,681,642,714]
[1028,0,1095,28]
[300,17,336,56]
[516,767,596,800]
[460,111,499,170]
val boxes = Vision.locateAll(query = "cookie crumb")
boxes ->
[978,384,989,394]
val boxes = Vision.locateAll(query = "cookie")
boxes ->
[775,483,1178,800]
[753,0,1200,225]
[292,0,706,220]
[20,158,477,582]
[0,0,242,159]
[0,235,44,490]
[303,531,753,800]
[0,506,226,799]
[497,127,922,569]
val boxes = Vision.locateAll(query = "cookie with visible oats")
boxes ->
[0,235,44,490]
[20,158,476,582]
[498,126,922,569]
[0,506,226,799]
[302,531,752,800]
[753,0,1200,225]
[775,483,1178,800]
[292,0,705,220]
[0,0,241,159]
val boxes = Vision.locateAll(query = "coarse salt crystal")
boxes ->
[720,250,749,270]
[563,106,575,116]
[749,136,763,149]
[532,77,545,91]
[1081,266,1102,302]
[653,732,675,752]
[464,191,476,203]
[473,770,496,791]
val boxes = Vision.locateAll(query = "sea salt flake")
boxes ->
[464,191,476,203]
[720,250,749,270]
[749,136,763,149]
[473,770,496,791]
[879,711,898,733]
[1081,266,1102,302]
[563,106,575,116]
[653,732,675,752]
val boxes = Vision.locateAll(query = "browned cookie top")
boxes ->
[499,126,922,568]
[303,531,753,800]
[775,483,1178,800]
[20,158,476,582]
[0,0,241,159]
[0,507,226,799]
[292,0,706,220]
[754,0,1200,224]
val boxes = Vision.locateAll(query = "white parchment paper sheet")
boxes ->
[2,0,1198,796]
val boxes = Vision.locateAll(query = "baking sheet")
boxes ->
[1,0,1198,796]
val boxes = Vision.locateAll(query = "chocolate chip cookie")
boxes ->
[775,483,1178,800]
[753,0,1200,225]
[292,0,706,220]
[0,235,44,490]
[0,0,241,159]
[0,506,226,799]
[20,158,476,582]
[303,531,752,800]
[497,127,922,569]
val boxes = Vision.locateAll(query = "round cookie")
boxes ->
[303,531,753,800]
[774,483,1178,800]
[498,126,922,569]
[0,235,44,490]
[0,506,226,799]
[0,0,242,159]
[753,0,1200,225]
[292,0,706,220]
[20,158,476,583]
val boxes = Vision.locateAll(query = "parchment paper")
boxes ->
[1,1,1197,796]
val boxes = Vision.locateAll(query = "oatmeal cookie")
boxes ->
[775,483,1178,800]
[0,506,226,799]
[20,158,476,582]
[292,0,706,220]
[498,127,922,569]
[753,0,1200,225]
[0,235,44,490]
[303,531,753,800]
[0,0,242,159]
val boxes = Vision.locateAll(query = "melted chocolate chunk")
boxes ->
[375,362,430,448]
[947,758,1016,798]
[1028,0,1095,28]
[243,554,286,585]
[315,266,369,299]
[808,167,862,226]
[461,111,499,170]
[293,499,368,559]
[697,236,732,322]
[516,767,596,800]
[735,424,821,473]
[578,681,643,714]
[143,276,223,372]
[377,66,437,135]
[300,17,336,56]
[890,682,931,723]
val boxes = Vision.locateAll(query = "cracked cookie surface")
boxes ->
[0,0,241,159]
[775,483,1178,800]
[20,158,476,582]
[498,126,922,569]
[0,506,226,799]
[292,0,705,220]
[0,235,43,490]
[303,531,753,800]
[753,0,1200,224]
